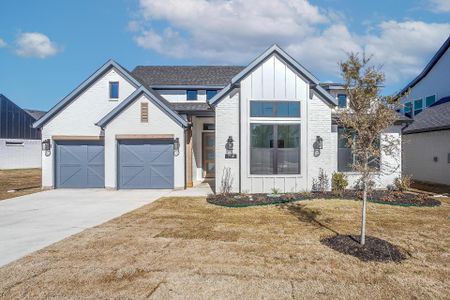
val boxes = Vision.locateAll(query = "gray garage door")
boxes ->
[55,141,105,188]
[118,140,174,189]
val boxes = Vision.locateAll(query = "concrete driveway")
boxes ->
[0,189,172,267]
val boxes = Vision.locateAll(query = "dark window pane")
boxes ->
[261,102,274,116]
[250,101,262,117]
[203,123,215,130]
[288,102,300,117]
[187,90,198,101]
[338,94,347,108]
[338,127,380,172]
[251,124,273,148]
[109,82,119,99]
[206,90,217,100]
[250,124,300,175]
[251,124,274,175]
[426,95,435,107]
[277,102,289,117]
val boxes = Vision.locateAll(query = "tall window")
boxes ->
[250,101,300,117]
[337,127,380,172]
[337,94,347,108]
[250,124,300,175]
[404,102,412,118]
[414,99,423,115]
[206,90,218,100]
[186,90,198,101]
[426,95,436,107]
[109,82,119,99]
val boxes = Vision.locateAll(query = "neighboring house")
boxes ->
[0,94,45,169]
[399,36,450,186]
[33,45,407,191]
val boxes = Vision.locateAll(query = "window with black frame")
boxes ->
[250,101,300,117]
[337,127,380,172]
[250,124,300,175]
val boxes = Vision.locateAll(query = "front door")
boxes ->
[202,132,215,178]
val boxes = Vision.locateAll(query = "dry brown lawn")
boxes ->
[0,196,449,299]
[0,168,41,201]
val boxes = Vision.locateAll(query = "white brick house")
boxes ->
[33,45,406,192]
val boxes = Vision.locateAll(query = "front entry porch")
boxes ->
[186,116,216,190]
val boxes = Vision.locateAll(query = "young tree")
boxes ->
[337,53,401,245]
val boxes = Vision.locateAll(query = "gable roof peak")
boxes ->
[210,44,336,106]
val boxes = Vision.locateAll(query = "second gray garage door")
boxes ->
[118,140,174,189]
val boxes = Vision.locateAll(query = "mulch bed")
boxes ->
[207,190,441,207]
[320,235,407,262]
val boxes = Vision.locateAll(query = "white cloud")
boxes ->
[15,32,60,58]
[131,0,450,83]
[0,38,6,48]
[428,0,450,13]
[364,21,450,82]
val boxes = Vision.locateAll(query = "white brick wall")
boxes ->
[307,93,336,191]
[215,90,240,193]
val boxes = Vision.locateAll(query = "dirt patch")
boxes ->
[411,180,450,195]
[321,235,407,262]
[208,190,441,207]
[0,169,41,201]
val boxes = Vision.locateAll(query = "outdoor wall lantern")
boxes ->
[42,139,51,157]
[173,137,180,156]
[225,136,237,159]
[313,136,323,157]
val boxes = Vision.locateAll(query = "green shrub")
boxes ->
[332,172,348,193]
[271,187,280,195]
[394,175,412,192]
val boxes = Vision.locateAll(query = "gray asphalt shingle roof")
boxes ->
[131,66,245,87]
[404,97,450,134]
[24,109,47,120]
[170,102,212,113]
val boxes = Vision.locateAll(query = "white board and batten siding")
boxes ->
[241,55,309,193]
[40,68,137,188]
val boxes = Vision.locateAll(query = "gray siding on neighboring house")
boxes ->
[403,130,450,186]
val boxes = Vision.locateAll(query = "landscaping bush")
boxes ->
[331,172,348,194]
[312,168,329,192]
[394,175,412,192]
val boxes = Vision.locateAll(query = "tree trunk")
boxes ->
[360,186,367,245]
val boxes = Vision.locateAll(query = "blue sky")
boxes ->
[0,0,449,111]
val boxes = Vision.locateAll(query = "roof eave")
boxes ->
[96,87,188,129]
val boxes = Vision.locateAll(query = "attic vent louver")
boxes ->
[141,102,148,123]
